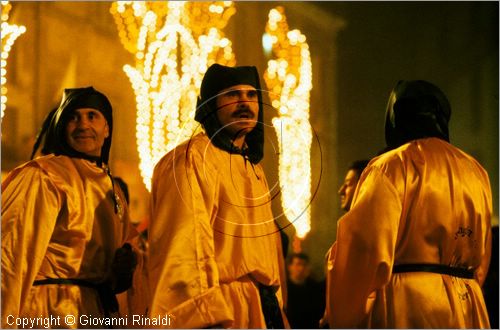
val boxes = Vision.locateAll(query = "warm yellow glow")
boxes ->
[1,1,25,118]
[111,1,236,190]
[264,6,313,239]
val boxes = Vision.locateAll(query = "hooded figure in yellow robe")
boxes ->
[149,64,288,328]
[326,80,492,328]
[2,87,137,328]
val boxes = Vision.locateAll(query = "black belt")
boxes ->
[258,284,285,329]
[33,278,118,318]
[34,278,99,288]
[393,264,474,279]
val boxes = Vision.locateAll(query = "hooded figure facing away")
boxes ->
[149,64,288,328]
[325,80,492,328]
[2,87,137,328]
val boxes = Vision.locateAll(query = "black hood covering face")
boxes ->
[385,80,451,149]
[195,64,264,164]
[32,86,113,166]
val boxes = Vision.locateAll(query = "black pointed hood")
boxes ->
[33,86,113,165]
[385,80,451,149]
[195,64,264,164]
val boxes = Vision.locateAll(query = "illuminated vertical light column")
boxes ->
[110,1,236,190]
[264,6,313,239]
[1,1,26,118]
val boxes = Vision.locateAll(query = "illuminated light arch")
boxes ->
[1,1,26,118]
[110,1,236,190]
[264,6,313,239]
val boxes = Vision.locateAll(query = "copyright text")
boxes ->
[6,314,173,328]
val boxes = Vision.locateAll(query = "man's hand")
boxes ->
[110,243,138,293]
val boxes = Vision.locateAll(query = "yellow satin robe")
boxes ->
[149,133,287,328]
[2,155,134,328]
[326,137,492,328]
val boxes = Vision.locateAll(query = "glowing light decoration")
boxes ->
[110,1,236,190]
[1,1,26,118]
[264,7,313,239]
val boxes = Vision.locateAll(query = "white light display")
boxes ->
[111,1,236,190]
[264,6,313,239]
[1,1,26,118]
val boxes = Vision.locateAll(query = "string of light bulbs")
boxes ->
[264,6,313,239]
[1,0,26,119]
[110,1,236,191]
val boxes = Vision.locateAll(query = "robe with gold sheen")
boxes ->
[1,155,134,328]
[326,137,492,328]
[149,133,287,328]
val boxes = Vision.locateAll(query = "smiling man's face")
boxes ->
[215,84,259,139]
[65,108,109,157]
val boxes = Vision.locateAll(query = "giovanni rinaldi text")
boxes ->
[6,314,173,328]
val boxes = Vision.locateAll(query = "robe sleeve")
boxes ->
[327,167,402,328]
[1,164,61,327]
[477,226,492,286]
[476,173,493,286]
[148,148,233,328]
